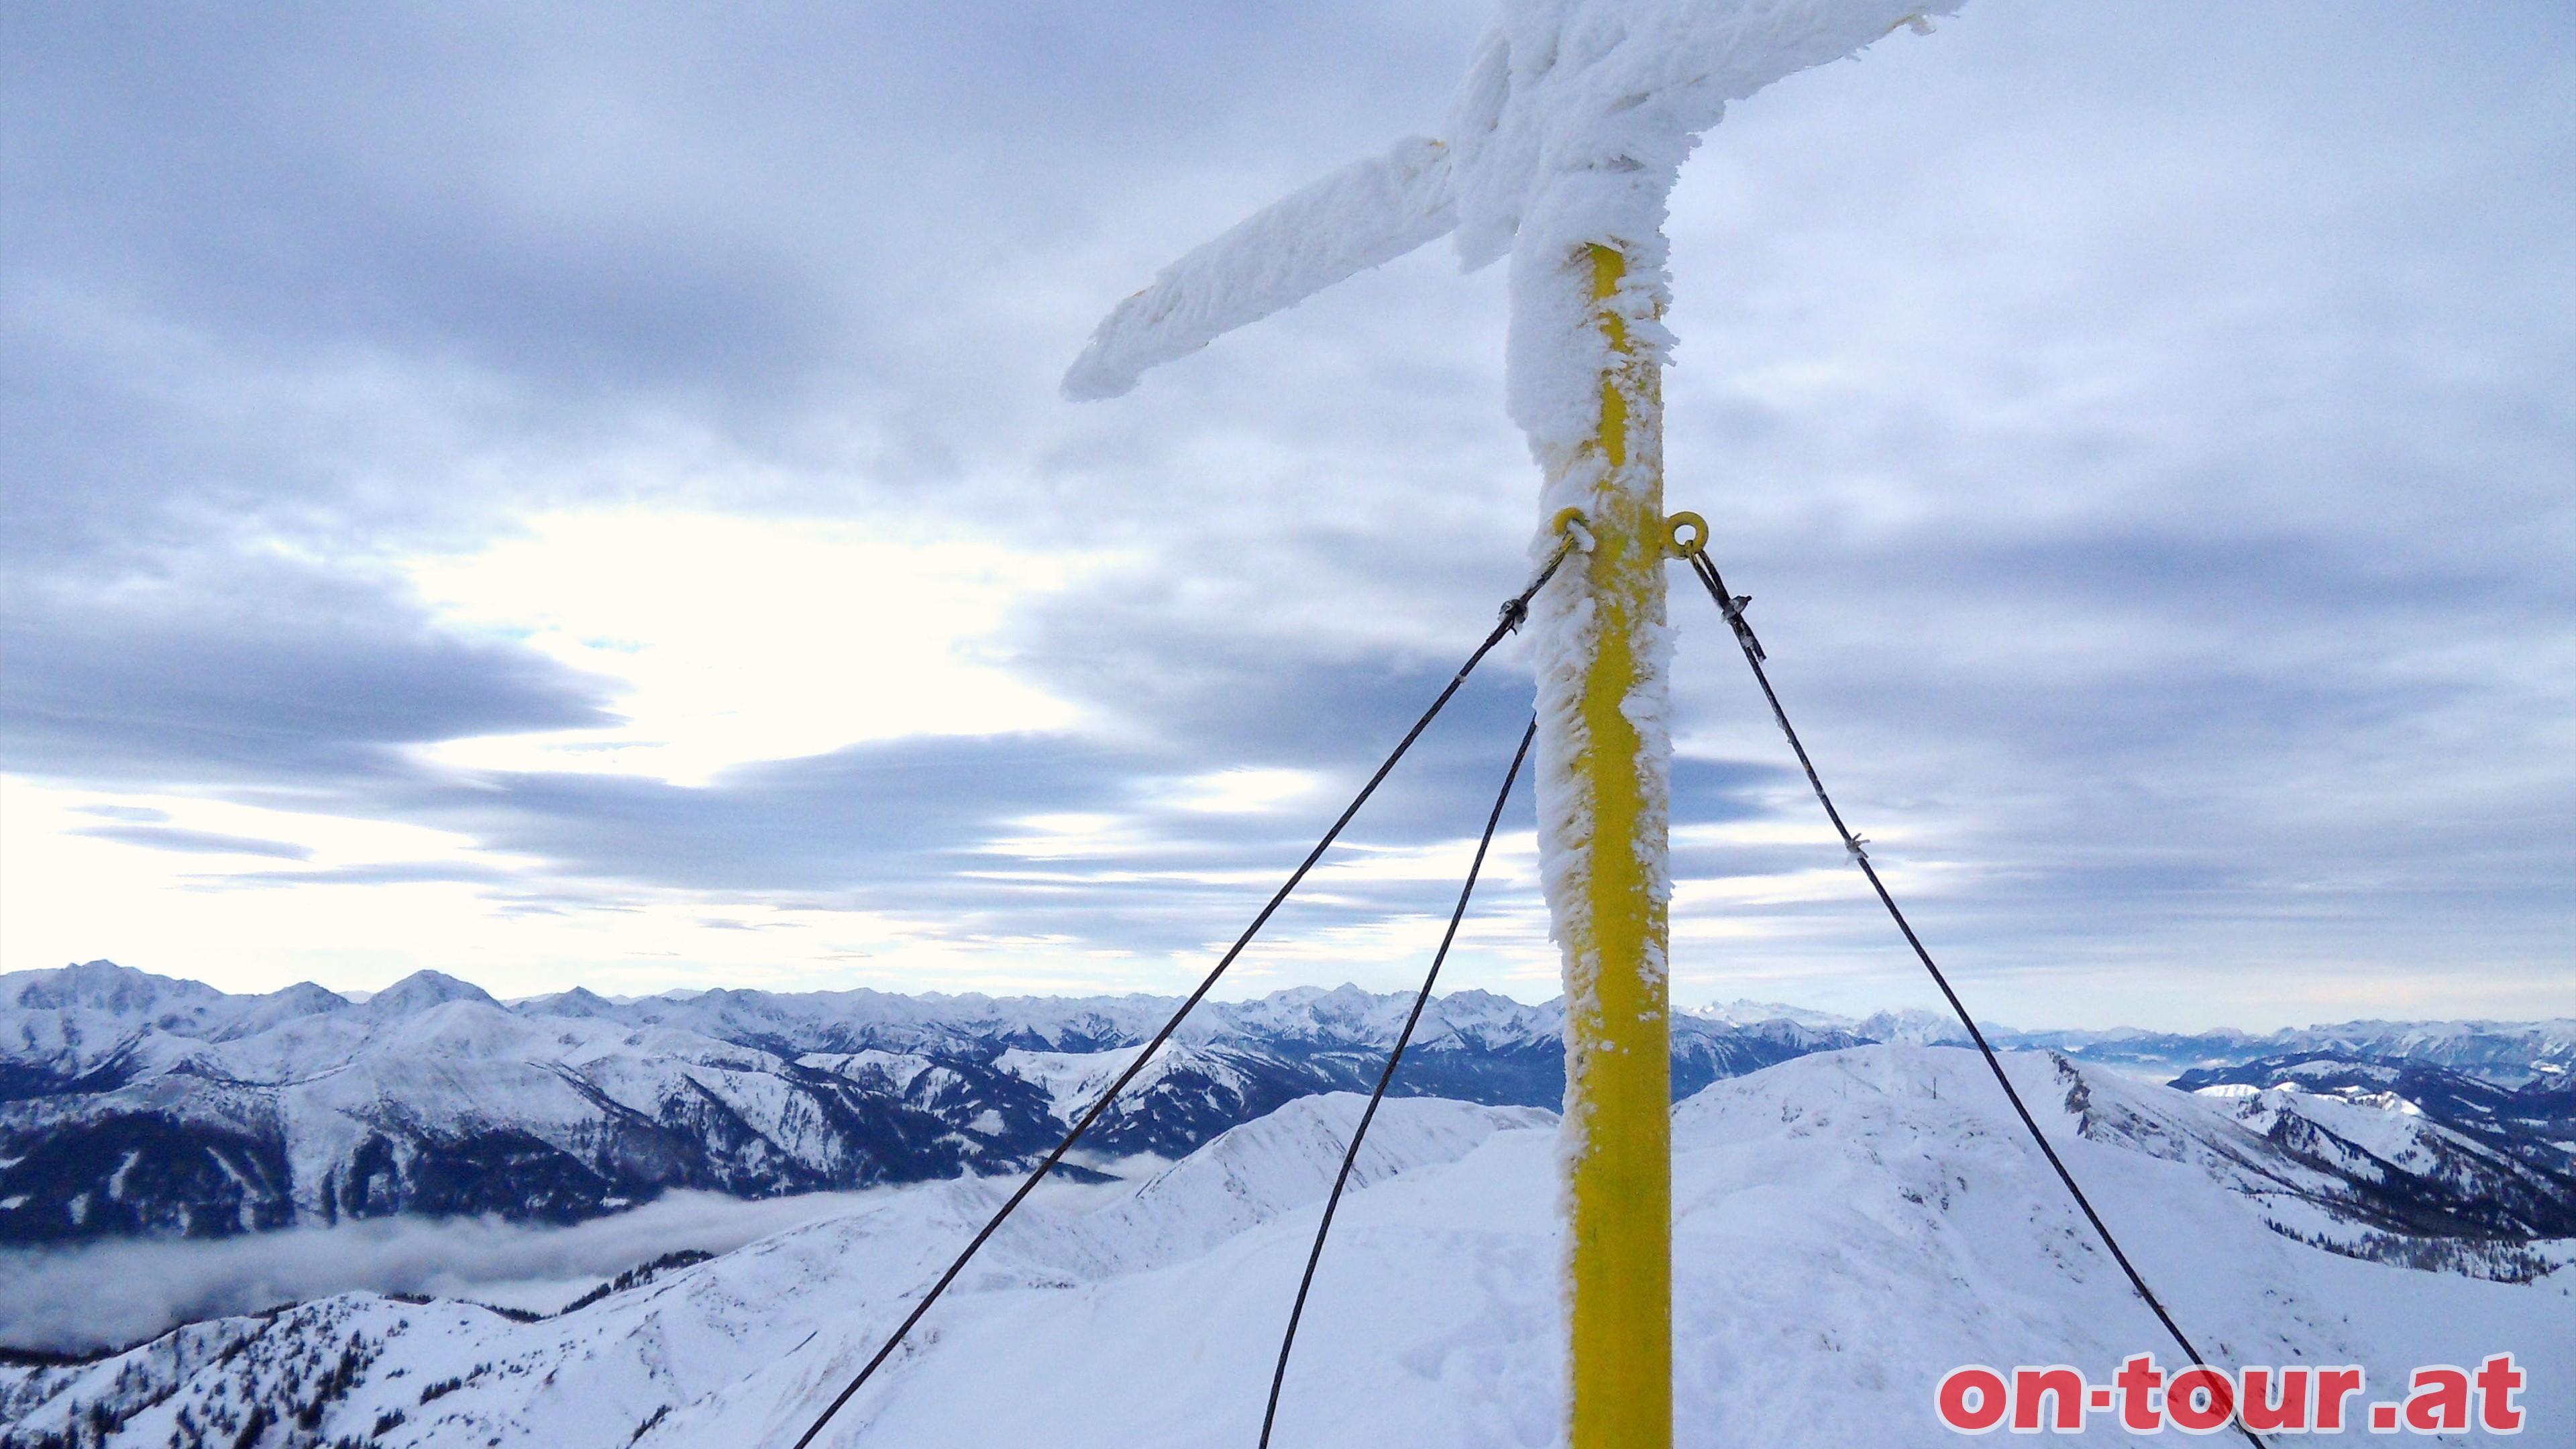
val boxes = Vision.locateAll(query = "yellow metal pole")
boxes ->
[1557,241,1672,1449]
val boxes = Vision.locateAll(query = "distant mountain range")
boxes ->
[3,960,2569,1255]
[6,1051,2571,1446]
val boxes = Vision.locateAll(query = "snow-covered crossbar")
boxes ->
[1065,0,1954,443]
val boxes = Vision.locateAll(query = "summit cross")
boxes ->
[1064,6,1958,1444]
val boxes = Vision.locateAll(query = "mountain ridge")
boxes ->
[4,961,2568,1253]
[3,1050,2568,1446]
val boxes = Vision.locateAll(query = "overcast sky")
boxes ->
[2,1,2568,1028]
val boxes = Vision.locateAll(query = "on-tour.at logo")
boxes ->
[1935,1352,2526,1434]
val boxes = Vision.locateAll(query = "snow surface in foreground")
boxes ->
[4,1049,2566,1447]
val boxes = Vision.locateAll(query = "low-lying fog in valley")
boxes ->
[0,1190,890,1352]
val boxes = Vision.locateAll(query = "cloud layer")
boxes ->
[0,1190,885,1353]
[1,2,2568,1026]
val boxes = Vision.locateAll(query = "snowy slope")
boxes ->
[4,1050,2566,1448]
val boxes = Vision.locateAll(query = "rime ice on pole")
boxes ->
[1064,4,1957,1431]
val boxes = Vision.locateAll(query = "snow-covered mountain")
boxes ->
[4,1049,2567,1448]
[2018,1022,2574,1091]
[2174,1054,2576,1178]
[1692,999,2576,1086]
[0,962,1862,1246]
[7,961,2569,1255]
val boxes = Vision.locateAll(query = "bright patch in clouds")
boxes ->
[1161,767,1318,814]
[407,511,1099,782]
[1,515,1135,997]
